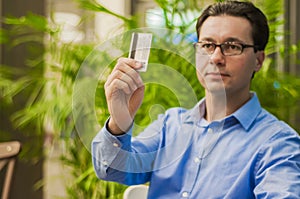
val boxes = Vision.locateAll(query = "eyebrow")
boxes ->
[199,37,246,43]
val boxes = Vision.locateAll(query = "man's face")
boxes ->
[196,15,264,96]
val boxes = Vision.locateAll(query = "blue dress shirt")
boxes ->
[92,93,300,198]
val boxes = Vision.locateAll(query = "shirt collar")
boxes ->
[183,92,262,131]
[182,98,205,124]
[231,92,261,131]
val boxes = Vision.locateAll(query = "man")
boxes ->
[92,1,300,198]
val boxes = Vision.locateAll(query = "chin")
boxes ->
[205,82,227,94]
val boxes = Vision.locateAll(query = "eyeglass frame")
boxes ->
[193,41,259,56]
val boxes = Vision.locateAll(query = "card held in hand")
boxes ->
[128,32,152,72]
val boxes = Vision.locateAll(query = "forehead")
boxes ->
[199,15,253,43]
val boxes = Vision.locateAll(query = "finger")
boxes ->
[115,58,143,85]
[106,78,132,95]
[110,59,143,87]
[116,57,143,70]
[105,70,138,93]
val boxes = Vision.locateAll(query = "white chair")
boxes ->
[123,184,149,199]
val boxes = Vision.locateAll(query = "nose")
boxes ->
[209,46,225,66]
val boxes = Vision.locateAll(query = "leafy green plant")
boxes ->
[0,9,121,199]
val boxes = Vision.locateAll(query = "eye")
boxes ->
[201,43,214,49]
[224,43,242,51]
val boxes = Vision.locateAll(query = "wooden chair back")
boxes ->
[0,141,21,199]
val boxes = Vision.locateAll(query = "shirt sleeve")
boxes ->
[253,127,300,198]
[91,116,164,185]
[91,118,130,179]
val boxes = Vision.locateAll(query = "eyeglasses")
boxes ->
[194,41,257,56]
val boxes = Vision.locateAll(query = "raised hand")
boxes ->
[104,58,145,135]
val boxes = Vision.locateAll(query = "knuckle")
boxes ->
[104,81,108,89]
[114,62,122,70]
[131,72,139,80]
[117,57,125,63]
[116,57,127,66]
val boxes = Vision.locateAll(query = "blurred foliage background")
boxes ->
[0,0,299,198]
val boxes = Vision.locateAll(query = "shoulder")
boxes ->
[244,107,300,158]
[254,108,299,157]
[257,108,298,136]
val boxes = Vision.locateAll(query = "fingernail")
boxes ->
[135,61,142,68]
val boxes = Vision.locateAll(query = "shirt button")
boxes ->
[113,142,119,147]
[208,128,213,133]
[102,160,108,166]
[194,157,200,163]
[182,191,189,198]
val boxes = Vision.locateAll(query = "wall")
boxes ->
[284,0,300,131]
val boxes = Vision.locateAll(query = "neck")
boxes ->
[205,90,251,122]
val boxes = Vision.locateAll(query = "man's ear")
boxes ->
[254,51,265,72]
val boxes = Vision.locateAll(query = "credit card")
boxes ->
[128,32,152,72]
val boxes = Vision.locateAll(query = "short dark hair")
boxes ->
[196,0,269,51]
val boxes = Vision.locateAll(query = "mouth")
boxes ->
[206,72,230,77]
